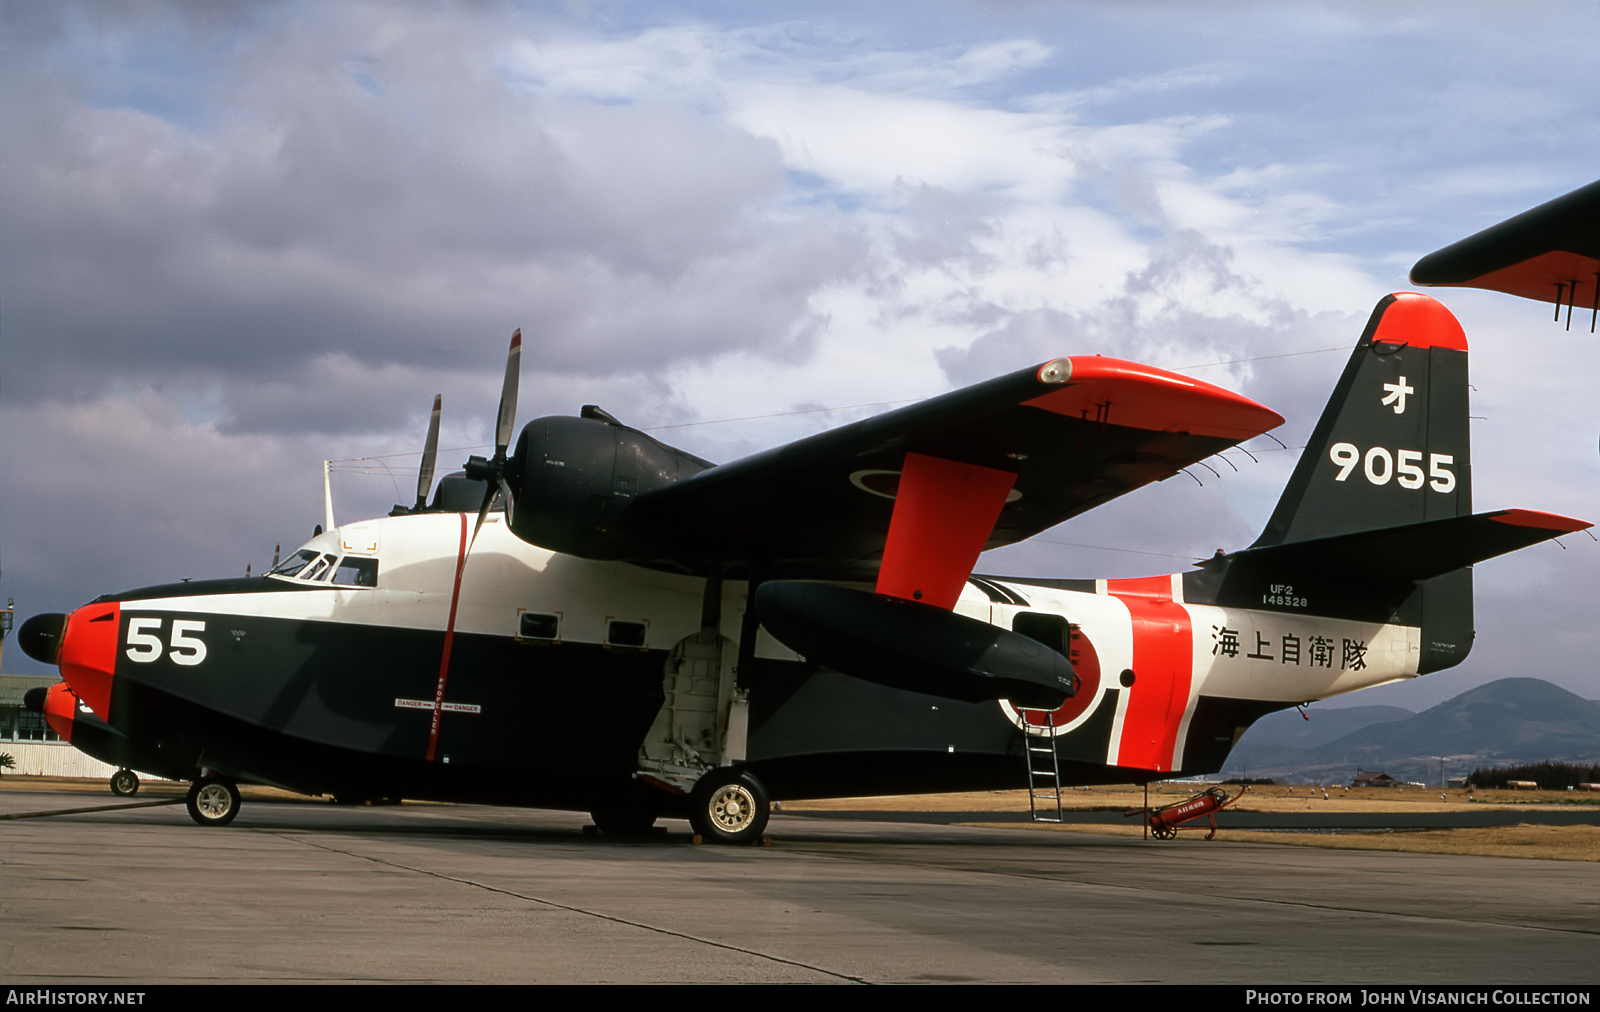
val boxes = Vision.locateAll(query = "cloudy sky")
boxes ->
[3,0,1598,712]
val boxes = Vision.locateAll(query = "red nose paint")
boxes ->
[40,682,80,742]
[58,602,121,722]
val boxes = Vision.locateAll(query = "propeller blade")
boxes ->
[414,394,442,510]
[463,327,523,552]
[470,484,495,549]
[496,329,521,455]
[497,476,516,525]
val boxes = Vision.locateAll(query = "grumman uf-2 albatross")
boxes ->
[19,293,1587,843]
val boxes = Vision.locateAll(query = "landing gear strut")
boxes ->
[186,778,241,827]
[689,768,769,845]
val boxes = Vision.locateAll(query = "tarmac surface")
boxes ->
[3,789,1598,985]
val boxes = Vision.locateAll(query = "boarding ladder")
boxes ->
[1018,709,1062,823]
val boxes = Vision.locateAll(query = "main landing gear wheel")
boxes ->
[109,769,140,797]
[689,769,770,845]
[186,778,241,827]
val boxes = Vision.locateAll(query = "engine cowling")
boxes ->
[507,412,713,559]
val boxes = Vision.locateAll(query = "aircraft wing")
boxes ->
[627,356,1282,603]
[1409,178,1600,313]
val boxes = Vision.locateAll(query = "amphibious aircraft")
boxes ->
[19,292,1587,843]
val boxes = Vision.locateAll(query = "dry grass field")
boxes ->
[783,783,1600,862]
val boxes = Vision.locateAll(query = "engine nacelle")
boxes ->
[507,412,713,558]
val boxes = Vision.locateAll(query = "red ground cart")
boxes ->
[1129,785,1246,840]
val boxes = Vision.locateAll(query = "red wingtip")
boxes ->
[1372,293,1468,352]
[1488,509,1591,532]
[1028,358,1285,441]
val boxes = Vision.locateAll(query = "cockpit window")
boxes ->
[331,557,379,587]
[269,547,378,587]
[301,554,337,582]
[268,549,319,578]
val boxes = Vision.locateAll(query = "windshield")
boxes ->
[269,542,379,588]
[268,550,319,578]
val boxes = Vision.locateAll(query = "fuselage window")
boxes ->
[1013,612,1071,655]
[518,612,560,642]
[331,557,379,587]
[606,620,648,649]
[268,549,319,578]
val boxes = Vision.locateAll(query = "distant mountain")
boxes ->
[1221,678,1600,784]
[1238,704,1414,750]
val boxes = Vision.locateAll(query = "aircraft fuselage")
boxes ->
[47,509,1419,808]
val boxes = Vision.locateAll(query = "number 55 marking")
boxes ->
[126,617,208,666]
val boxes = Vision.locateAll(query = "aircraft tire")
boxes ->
[689,769,769,845]
[186,778,241,827]
[110,769,140,797]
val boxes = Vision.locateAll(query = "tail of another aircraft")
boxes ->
[1195,293,1582,674]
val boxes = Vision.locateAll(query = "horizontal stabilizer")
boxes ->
[1225,508,1589,584]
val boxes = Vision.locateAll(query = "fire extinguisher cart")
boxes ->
[1129,785,1246,840]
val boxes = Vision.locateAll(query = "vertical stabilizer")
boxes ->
[1255,293,1471,547]
[1249,293,1473,672]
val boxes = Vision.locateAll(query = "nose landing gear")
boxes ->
[186,778,241,827]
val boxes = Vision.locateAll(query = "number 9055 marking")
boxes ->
[1329,443,1455,492]
[125,617,208,666]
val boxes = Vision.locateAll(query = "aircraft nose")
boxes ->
[52,603,122,722]
[18,613,68,664]
[22,686,49,713]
